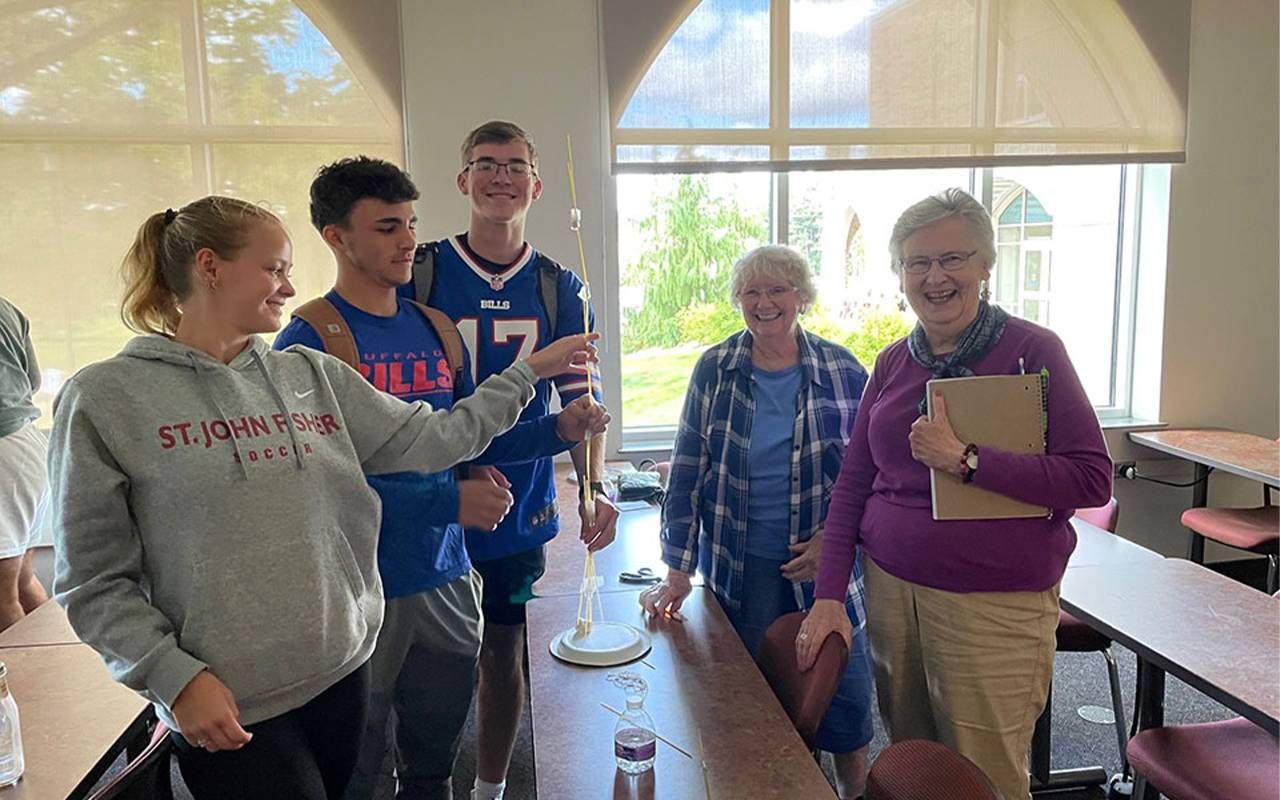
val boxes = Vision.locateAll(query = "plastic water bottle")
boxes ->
[0,662,24,786]
[613,674,656,774]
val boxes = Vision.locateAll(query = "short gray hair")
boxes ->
[729,245,816,310]
[888,188,996,275]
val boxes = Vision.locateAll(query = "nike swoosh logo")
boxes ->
[294,389,315,399]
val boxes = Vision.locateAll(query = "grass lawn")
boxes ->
[621,344,704,427]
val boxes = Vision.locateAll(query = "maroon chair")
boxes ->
[866,739,999,800]
[1181,486,1279,593]
[1127,717,1279,800]
[755,610,848,751]
[86,720,173,800]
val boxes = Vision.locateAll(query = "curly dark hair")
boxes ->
[309,156,420,232]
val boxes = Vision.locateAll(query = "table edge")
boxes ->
[1127,430,1280,486]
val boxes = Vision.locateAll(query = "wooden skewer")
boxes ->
[564,135,598,523]
[599,702,693,758]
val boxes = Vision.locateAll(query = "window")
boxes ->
[617,163,1163,444]
[2,0,400,423]
[606,0,1189,171]
[610,0,1180,445]
[618,172,771,434]
[994,184,1056,326]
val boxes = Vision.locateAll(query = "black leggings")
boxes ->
[172,661,370,800]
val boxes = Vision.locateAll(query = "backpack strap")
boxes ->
[291,298,359,369]
[412,241,437,306]
[534,254,563,335]
[406,300,465,399]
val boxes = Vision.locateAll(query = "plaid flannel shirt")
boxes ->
[661,327,869,625]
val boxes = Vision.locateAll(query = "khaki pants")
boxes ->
[863,557,1059,800]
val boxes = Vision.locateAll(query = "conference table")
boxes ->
[0,598,80,649]
[0,639,150,799]
[1030,519,1164,792]
[535,496,704,598]
[1061,558,1279,737]
[1129,429,1280,560]
[526,587,836,799]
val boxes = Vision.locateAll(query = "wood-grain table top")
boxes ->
[536,502,704,598]
[527,588,835,800]
[1061,558,1279,734]
[0,601,79,649]
[0,643,149,799]
[1129,429,1279,486]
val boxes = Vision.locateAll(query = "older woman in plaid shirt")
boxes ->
[640,245,873,799]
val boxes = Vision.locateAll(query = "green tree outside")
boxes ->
[621,175,767,351]
[620,176,911,427]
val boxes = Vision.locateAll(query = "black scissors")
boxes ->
[618,567,662,585]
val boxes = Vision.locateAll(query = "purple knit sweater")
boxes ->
[815,318,1112,597]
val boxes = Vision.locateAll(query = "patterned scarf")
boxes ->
[907,300,1011,415]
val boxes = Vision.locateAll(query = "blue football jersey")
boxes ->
[406,234,603,562]
[274,291,469,599]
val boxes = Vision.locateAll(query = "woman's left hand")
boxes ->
[781,529,824,583]
[909,392,967,476]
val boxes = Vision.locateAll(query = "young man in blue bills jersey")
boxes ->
[275,156,607,800]
[400,121,617,800]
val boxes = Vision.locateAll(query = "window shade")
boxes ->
[602,0,1190,173]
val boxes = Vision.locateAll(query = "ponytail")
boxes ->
[119,197,283,335]
[120,211,185,335]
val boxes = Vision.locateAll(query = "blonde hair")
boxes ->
[120,196,283,335]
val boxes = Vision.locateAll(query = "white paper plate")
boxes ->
[549,622,652,667]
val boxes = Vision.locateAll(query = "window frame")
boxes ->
[614,163,1157,451]
[2,1,400,193]
[3,0,402,426]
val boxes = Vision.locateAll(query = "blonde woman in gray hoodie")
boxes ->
[49,196,603,800]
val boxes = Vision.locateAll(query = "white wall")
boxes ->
[400,0,1280,554]
[1108,0,1280,557]
[399,0,616,424]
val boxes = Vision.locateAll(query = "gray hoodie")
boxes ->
[50,334,536,731]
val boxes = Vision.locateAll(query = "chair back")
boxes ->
[86,721,173,800]
[755,610,849,750]
[866,739,1000,800]
[1074,497,1120,533]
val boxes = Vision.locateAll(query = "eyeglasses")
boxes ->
[465,158,536,177]
[900,249,978,274]
[738,286,796,302]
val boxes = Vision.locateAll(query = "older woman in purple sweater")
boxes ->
[796,188,1111,799]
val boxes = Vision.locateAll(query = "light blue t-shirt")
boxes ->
[745,363,803,561]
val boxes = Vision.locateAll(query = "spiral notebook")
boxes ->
[927,374,1050,521]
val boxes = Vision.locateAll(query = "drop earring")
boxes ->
[980,279,991,303]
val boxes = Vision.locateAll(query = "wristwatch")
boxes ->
[960,444,979,484]
[579,480,607,500]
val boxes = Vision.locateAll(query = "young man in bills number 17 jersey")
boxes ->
[400,121,617,800]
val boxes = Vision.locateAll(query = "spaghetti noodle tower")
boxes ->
[567,135,600,634]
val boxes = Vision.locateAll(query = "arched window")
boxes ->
[605,0,1190,172]
[2,0,401,420]
[993,183,1054,324]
